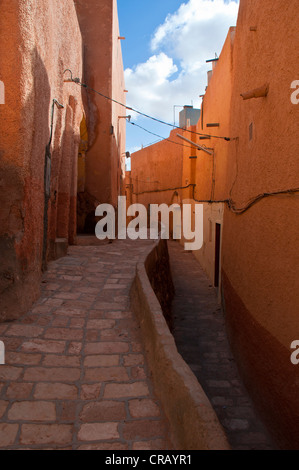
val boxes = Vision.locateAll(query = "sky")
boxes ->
[117,0,240,167]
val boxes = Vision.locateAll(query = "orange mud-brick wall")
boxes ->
[177,1,299,446]
[75,0,126,234]
[126,0,299,448]
[128,130,187,234]
[130,130,185,207]
[220,0,299,449]
[184,28,235,294]
[0,0,84,321]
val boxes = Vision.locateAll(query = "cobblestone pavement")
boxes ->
[168,241,276,450]
[0,239,173,450]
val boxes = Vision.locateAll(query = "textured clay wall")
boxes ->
[179,31,234,285]
[221,0,299,448]
[191,202,224,292]
[194,28,235,202]
[75,0,113,208]
[131,130,184,208]
[75,0,126,223]
[0,0,83,321]
[111,0,126,204]
[180,124,198,201]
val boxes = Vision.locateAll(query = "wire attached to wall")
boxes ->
[63,70,299,214]
[63,69,231,141]
[132,183,299,215]
[127,118,299,212]
[226,187,299,214]
[133,184,195,196]
[128,121,203,151]
[192,186,299,214]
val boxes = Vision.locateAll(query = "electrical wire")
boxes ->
[131,184,299,214]
[226,187,299,214]
[193,187,299,214]
[128,121,201,151]
[63,70,231,141]
[130,176,161,185]
[143,139,163,148]
[63,71,299,214]
[126,126,299,212]
[133,184,195,196]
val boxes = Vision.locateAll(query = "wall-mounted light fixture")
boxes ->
[53,99,64,110]
[118,115,131,121]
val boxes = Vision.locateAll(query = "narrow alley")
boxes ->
[0,0,298,452]
[168,241,275,450]
[0,239,172,450]
[0,237,278,450]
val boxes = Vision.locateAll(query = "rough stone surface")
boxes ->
[0,239,173,450]
[168,241,276,450]
[131,239,230,450]
[0,0,84,322]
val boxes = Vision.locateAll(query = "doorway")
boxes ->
[214,223,221,288]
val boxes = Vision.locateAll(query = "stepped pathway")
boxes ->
[0,239,172,450]
[168,241,276,450]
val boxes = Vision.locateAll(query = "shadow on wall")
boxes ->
[145,240,175,331]
[55,97,80,248]
[77,190,100,234]
[0,48,51,322]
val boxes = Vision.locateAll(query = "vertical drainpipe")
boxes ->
[42,99,64,271]
[189,125,197,200]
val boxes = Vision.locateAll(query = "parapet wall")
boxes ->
[130,239,230,450]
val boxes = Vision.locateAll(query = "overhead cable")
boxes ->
[128,121,201,150]
[132,184,299,215]
[63,69,231,141]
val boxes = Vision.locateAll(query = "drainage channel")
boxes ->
[167,240,276,450]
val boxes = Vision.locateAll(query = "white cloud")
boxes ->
[125,53,183,121]
[124,0,239,124]
[151,0,238,64]
[126,53,178,86]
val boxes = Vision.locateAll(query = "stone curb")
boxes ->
[130,239,231,450]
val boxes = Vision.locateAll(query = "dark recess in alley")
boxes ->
[167,241,276,450]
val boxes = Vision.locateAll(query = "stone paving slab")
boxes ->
[0,239,172,450]
[168,241,276,450]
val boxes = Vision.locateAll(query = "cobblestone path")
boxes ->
[0,239,172,450]
[168,241,276,450]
